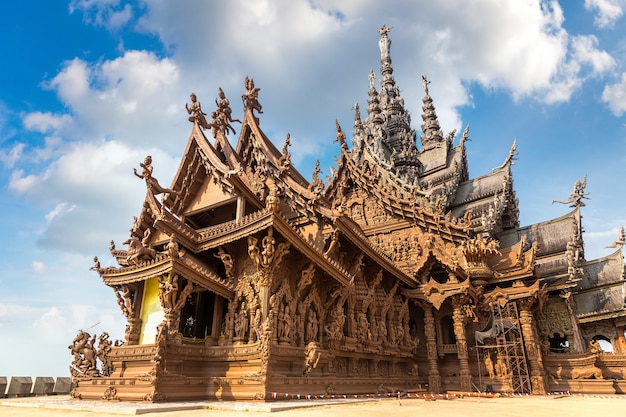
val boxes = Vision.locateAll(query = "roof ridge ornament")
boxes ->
[242,76,263,118]
[185,92,211,130]
[552,175,589,207]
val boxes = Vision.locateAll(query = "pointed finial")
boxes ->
[378,24,392,60]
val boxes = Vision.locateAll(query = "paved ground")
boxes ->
[1,394,625,416]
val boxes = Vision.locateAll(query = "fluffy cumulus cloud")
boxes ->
[602,73,626,116]
[9,139,179,254]
[585,0,624,28]
[43,51,184,152]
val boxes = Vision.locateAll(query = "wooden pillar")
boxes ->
[236,197,245,222]
[561,290,585,352]
[518,298,547,394]
[211,296,224,339]
[615,324,626,354]
[422,304,442,393]
[451,295,472,392]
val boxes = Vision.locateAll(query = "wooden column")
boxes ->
[422,304,442,393]
[451,295,472,392]
[211,296,224,339]
[236,197,245,222]
[518,298,547,394]
[561,290,585,352]
[615,323,626,354]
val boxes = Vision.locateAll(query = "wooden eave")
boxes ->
[401,277,478,310]
[483,279,545,306]
[99,255,172,285]
[577,309,626,323]
[99,251,234,299]
[334,215,416,287]
[342,151,469,240]
[271,213,355,287]
[153,208,273,253]
[235,108,309,187]
[487,241,536,281]
[157,205,356,287]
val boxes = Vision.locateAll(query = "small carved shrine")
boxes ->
[70,26,626,401]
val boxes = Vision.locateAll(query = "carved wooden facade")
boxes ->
[70,27,626,401]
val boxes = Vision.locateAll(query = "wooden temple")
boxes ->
[69,26,626,401]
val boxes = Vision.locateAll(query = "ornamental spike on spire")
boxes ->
[419,74,444,148]
[378,24,392,62]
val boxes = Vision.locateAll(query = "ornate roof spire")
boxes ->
[419,74,444,148]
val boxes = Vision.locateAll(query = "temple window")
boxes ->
[178,290,216,339]
[548,333,569,353]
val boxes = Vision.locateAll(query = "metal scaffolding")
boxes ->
[475,301,532,394]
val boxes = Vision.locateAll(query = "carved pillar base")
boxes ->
[531,375,547,395]
[459,374,473,392]
[428,374,442,394]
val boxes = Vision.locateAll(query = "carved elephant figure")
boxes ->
[549,365,603,380]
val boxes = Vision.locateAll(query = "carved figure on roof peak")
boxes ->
[552,175,588,207]
[243,76,263,115]
[89,256,100,271]
[378,24,392,60]
[134,155,178,196]
[308,160,325,195]
[123,235,157,266]
[334,119,348,151]
[422,74,430,96]
[185,92,210,130]
[216,87,240,135]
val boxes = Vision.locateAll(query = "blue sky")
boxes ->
[1,1,625,378]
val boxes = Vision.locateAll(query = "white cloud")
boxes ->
[602,72,626,116]
[570,35,616,74]
[44,51,184,153]
[0,142,24,168]
[32,260,47,273]
[585,0,624,28]
[69,0,133,31]
[9,140,179,254]
[44,202,76,225]
[22,112,73,134]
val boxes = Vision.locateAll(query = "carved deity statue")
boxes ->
[484,353,495,378]
[378,24,392,60]
[242,76,263,115]
[553,176,588,207]
[133,155,178,196]
[303,341,321,376]
[215,87,241,135]
[185,92,211,130]
[214,246,234,279]
[495,354,508,377]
